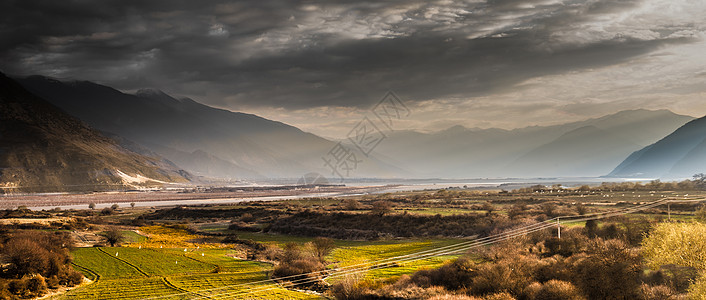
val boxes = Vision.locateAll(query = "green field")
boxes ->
[62,247,319,299]
[60,225,461,299]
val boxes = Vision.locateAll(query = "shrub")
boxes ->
[643,222,706,270]
[239,213,255,222]
[25,275,47,296]
[637,284,674,300]
[688,273,706,300]
[342,199,362,210]
[412,258,476,290]
[103,227,124,247]
[470,256,536,296]
[531,280,585,300]
[329,274,367,299]
[310,237,335,263]
[571,239,642,299]
[272,243,325,288]
[483,292,516,300]
[584,220,598,238]
[0,230,80,299]
[371,200,393,216]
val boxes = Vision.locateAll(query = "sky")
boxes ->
[1,0,706,138]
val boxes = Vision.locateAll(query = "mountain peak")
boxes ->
[135,88,167,97]
[1,74,191,192]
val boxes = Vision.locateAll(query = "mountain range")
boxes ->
[370,109,694,178]
[10,75,699,182]
[609,115,706,179]
[0,72,191,193]
[17,76,403,180]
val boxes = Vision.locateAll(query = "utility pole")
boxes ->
[557,217,561,239]
[668,202,671,220]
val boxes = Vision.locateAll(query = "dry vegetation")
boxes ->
[2,177,706,299]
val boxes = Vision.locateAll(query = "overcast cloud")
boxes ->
[1,0,705,137]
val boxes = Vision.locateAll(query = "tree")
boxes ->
[111,204,120,210]
[371,200,393,216]
[130,202,136,209]
[481,202,495,216]
[694,173,706,189]
[584,220,598,238]
[342,199,362,210]
[103,227,124,247]
[311,237,335,262]
[697,205,706,223]
[643,222,706,298]
[541,202,557,218]
[88,203,96,210]
[572,239,642,299]
[642,222,706,270]
[100,207,113,215]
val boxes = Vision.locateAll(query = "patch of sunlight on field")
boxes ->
[129,225,224,249]
[328,239,462,281]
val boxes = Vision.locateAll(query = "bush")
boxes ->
[412,258,476,290]
[371,201,393,216]
[637,284,674,300]
[239,213,255,222]
[272,243,325,289]
[342,199,362,210]
[689,273,706,299]
[329,274,367,299]
[310,237,335,263]
[531,280,585,300]
[103,227,124,247]
[100,207,113,215]
[571,239,642,299]
[484,292,516,300]
[643,222,706,270]
[469,256,536,296]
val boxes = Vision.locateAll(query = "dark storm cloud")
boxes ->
[0,0,699,109]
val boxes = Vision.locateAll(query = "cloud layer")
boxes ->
[1,0,705,135]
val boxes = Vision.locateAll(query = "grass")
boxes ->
[61,225,320,299]
[63,224,466,299]
[121,230,147,243]
[327,239,463,281]
[63,247,318,300]
[71,247,144,279]
[129,225,224,249]
[395,207,483,216]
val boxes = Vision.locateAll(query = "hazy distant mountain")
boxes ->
[374,109,694,178]
[0,73,191,193]
[609,115,706,179]
[17,76,401,179]
[506,125,640,177]
[15,75,693,180]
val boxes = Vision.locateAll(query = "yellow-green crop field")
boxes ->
[57,226,464,299]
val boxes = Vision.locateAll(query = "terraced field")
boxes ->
[328,240,461,280]
[62,226,319,300]
[64,247,318,299]
[59,225,464,299]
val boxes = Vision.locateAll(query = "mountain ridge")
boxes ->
[0,72,191,193]
[609,115,706,179]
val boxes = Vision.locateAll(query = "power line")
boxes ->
[222,199,670,299]
[145,197,684,299]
